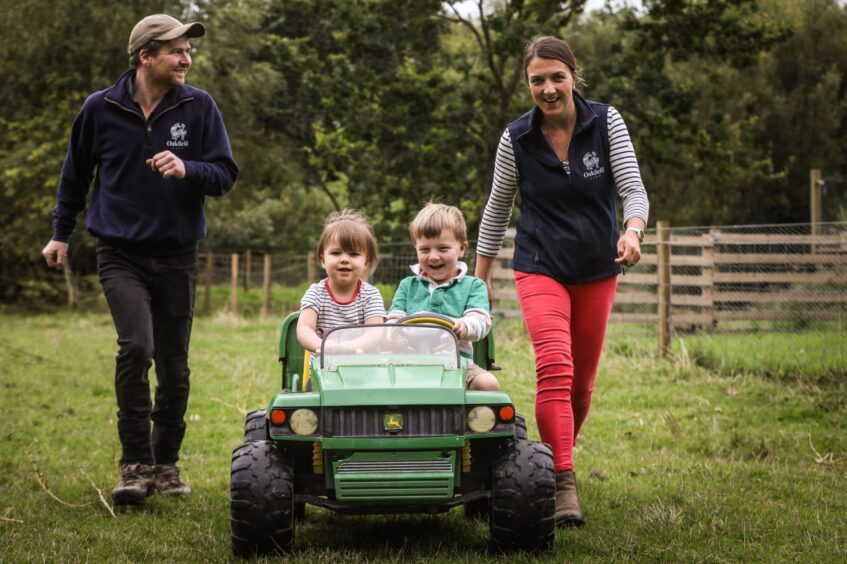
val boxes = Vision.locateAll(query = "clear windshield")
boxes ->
[321,325,460,370]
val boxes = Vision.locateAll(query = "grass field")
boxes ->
[1,311,845,562]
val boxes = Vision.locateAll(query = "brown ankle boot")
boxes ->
[555,470,585,527]
[112,463,155,506]
[154,464,192,496]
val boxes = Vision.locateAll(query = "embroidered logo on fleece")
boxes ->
[167,123,189,148]
[582,151,606,179]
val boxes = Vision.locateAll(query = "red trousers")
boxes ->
[515,272,618,472]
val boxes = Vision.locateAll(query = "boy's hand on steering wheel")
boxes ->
[452,320,468,340]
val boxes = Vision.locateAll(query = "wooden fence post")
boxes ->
[307,252,317,284]
[230,253,239,316]
[203,252,213,315]
[703,229,719,328]
[262,253,272,317]
[244,249,252,292]
[810,168,822,253]
[657,221,671,357]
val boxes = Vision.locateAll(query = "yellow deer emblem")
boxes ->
[384,414,403,431]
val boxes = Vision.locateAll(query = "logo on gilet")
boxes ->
[582,151,605,179]
[167,123,189,148]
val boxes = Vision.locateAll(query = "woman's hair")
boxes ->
[409,202,468,244]
[522,35,584,88]
[316,209,379,275]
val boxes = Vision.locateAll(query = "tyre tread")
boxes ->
[243,409,268,442]
[230,440,294,556]
[489,439,555,552]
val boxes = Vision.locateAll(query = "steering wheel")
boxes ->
[394,313,456,354]
[398,312,455,329]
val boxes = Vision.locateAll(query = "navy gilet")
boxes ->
[507,95,622,284]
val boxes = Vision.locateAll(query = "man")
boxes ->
[42,14,239,506]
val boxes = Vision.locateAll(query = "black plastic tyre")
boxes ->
[230,441,295,556]
[465,414,528,521]
[489,439,555,552]
[244,409,268,442]
[514,412,528,440]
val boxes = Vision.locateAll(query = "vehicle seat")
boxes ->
[279,311,308,390]
[472,331,500,372]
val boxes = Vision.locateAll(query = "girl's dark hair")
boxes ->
[316,209,379,276]
[522,35,583,87]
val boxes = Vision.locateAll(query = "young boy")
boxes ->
[388,203,500,391]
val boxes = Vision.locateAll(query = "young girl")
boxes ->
[297,209,385,352]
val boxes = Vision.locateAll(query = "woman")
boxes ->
[474,36,649,527]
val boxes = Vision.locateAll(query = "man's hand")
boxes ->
[42,240,69,270]
[146,151,186,179]
[452,320,468,340]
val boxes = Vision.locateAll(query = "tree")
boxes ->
[570,0,792,224]
[189,0,332,252]
[442,0,588,182]
[259,0,472,240]
[3,0,845,305]
[0,0,179,301]
[751,0,847,222]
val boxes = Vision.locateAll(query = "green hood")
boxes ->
[316,364,465,406]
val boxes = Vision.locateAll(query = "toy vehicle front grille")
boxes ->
[322,406,464,437]
[334,457,456,502]
[337,460,453,473]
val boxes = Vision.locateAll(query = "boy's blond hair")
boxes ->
[409,202,467,244]
[316,209,379,275]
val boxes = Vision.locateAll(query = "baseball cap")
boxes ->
[128,14,205,55]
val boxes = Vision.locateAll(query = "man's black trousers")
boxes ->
[97,245,198,465]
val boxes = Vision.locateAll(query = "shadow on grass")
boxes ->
[293,510,492,555]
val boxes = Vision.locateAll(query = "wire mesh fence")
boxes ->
[489,223,846,323]
[198,249,316,288]
[195,243,465,290]
[29,221,847,374]
[488,222,846,375]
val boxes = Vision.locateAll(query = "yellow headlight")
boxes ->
[467,406,496,433]
[289,409,319,435]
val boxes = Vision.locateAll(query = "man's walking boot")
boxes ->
[112,463,155,506]
[154,464,192,496]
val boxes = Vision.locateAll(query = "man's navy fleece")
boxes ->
[52,69,239,255]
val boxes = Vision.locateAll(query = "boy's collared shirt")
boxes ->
[387,261,491,359]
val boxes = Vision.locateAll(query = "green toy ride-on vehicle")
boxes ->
[230,312,555,555]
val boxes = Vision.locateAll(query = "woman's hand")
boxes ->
[615,230,642,267]
[481,279,494,310]
[474,254,496,310]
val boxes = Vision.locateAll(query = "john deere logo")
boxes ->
[384,413,403,432]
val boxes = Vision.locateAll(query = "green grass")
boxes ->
[673,328,846,384]
[1,312,845,562]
